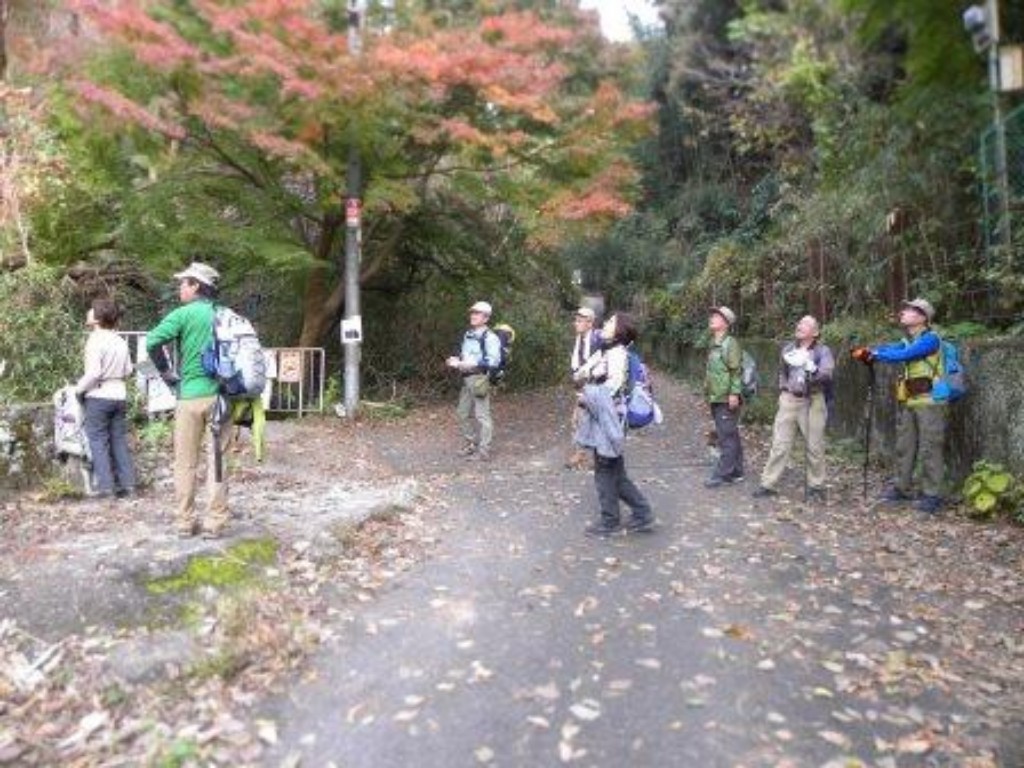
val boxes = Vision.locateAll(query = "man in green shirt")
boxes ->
[146,262,231,538]
[704,306,745,488]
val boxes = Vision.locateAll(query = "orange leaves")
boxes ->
[72,81,186,140]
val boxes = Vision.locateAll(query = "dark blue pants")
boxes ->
[594,453,651,527]
[84,398,136,495]
[711,402,744,481]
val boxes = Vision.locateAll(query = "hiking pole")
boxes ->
[804,374,812,503]
[211,394,227,483]
[862,362,875,501]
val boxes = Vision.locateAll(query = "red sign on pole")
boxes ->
[345,198,361,228]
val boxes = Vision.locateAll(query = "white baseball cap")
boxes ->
[575,307,596,320]
[469,301,492,316]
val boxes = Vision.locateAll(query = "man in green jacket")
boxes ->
[146,262,231,538]
[704,306,745,488]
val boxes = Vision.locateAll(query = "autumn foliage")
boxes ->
[56,0,652,343]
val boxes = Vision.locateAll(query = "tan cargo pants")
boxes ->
[174,396,231,535]
[760,391,827,491]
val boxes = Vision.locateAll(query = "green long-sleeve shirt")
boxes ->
[705,334,742,402]
[146,299,219,400]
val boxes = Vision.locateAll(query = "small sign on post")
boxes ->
[345,198,361,228]
[341,315,363,345]
[277,349,303,384]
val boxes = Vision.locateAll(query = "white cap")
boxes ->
[469,301,492,316]
[575,307,596,320]
[174,261,220,288]
[901,298,935,322]
[710,306,736,326]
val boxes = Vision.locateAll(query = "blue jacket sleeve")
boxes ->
[871,331,940,364]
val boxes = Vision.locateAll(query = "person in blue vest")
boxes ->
[446,300,502,462]
[853,298,946,515]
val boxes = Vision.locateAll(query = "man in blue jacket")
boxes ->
[853,298,946,514]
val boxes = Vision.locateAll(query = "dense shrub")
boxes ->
[0,265,83,403]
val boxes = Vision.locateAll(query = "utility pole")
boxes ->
[341,0,364,419]
[964,1,1012,252]
[986,0,1013,252]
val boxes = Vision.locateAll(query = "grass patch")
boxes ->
[146,538,278,595]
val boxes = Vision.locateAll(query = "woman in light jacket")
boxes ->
[576,312,654,537]
[75,297,136,498]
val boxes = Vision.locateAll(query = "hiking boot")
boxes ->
[914,495,943,515]
[458,443,477,457]
[584,521,621,538]
[880,487,913,504]
[625,517,656,534]
[176,523,200,539]
[705,475,741,488]
[805,487,827,503]
[201,526,225,540]
[752,486,777,498]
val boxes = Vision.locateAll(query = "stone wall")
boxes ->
[650,337,1024,484]
[0,402,57,491]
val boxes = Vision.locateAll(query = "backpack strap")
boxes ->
[475,328,494,372]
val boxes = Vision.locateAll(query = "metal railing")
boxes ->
[119,332,325,417]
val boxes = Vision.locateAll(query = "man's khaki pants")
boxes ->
[760,391,827,491]
[174,396,231,534]
[457,374,493,451]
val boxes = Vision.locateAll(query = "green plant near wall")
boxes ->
[0,265,82,403]
[961,461,1022,520]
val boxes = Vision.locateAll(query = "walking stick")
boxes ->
[211,394,228,483]
[804,374,813,502]
[862,363,875,501]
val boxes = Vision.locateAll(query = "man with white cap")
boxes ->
[852,297,947,514]
[566,306,603,469]
[753,315,834,501]
[146,261,232,537]
[704,306,745,488]
[446,300,502,461]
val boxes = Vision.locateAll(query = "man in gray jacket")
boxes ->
[753,315,835,501]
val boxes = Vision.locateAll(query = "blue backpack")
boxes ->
[624,347,659,429]
[930,338,967,403]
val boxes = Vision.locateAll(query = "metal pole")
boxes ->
[342,0,363,419]
[987,0,1012,251]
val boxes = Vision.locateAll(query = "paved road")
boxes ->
[263,378,1023,767]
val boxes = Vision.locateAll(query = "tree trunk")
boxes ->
[0,0,9,81]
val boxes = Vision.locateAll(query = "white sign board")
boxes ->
[341,316,363,345]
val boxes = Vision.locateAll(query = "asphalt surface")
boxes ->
[261,378,1023,767]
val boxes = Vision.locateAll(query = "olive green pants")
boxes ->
[895,404,947,498]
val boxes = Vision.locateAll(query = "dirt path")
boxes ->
[256,377,1024,767]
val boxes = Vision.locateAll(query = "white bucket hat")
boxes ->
[174,261,220,288]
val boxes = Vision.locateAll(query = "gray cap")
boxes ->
[575,307,595,320]
[710,306,736,326]
[469,300,493,316]
[901,298,935,322]
[174,261,220,288]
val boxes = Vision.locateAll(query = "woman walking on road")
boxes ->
[575,312,654,537]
